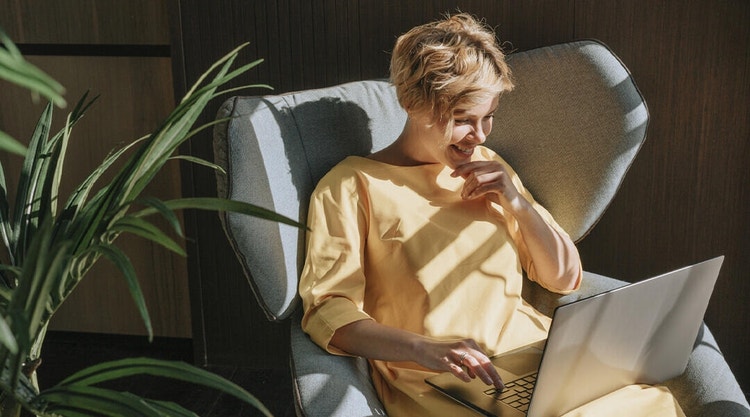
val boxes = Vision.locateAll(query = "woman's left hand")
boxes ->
[452,160,582,292]
[451,161,527,213]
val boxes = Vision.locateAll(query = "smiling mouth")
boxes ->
[452,144,474,155]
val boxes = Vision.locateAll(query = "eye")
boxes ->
[454,119,470,125]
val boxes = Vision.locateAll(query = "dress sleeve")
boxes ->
[299,166,374,355]
[485,149,583,294]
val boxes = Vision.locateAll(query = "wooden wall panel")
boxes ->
[0,56,190,337]
[2,0,169,45]
[573,0,750,392]
[0,0,191,338]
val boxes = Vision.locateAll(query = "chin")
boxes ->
[446,146,473,167]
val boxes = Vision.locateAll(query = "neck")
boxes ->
[369,118,441,166]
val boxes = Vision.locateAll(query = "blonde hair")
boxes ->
[390,13,514,126]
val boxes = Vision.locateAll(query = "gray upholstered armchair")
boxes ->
[213,40,749,416]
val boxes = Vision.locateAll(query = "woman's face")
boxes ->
[417,94,500,169]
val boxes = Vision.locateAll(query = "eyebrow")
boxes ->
[454,106,499,117]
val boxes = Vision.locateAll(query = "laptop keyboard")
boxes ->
[483,373,537,412]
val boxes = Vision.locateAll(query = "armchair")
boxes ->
[213,40,749,416]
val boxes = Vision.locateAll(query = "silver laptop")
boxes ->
[426,256,723,416]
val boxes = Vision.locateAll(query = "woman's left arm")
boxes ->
[452,160,581,292]
[504,201,581,292]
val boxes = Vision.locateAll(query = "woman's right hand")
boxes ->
[417,337,505,389]
[331,319,504,389]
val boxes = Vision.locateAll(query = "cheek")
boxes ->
[483,119,494,136]
[450,126,471,143]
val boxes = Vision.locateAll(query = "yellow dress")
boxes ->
[299,146,683,416]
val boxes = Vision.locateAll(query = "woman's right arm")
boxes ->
[331,318,504,389]
[302,169,502,389]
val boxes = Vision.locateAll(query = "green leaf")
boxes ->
[12,102,54,263]
[110,216,186,257]
[182,43,251,99]
[8,219,72,362]
[0,130,27,156]
[134,197,306,230]
[168,154,226,175]
[136,197,183,237]
[62,134,145,227]
[39,385,167,417]
[55,357,272,417]
[0,29,66,107]
[0,315,18,354]
[93,245,153,341]
[137,399,199,417]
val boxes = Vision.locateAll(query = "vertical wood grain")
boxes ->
[574,0,750,391]
[0,55,190,337]
[1,0,169,45]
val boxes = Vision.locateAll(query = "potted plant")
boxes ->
[0,29,297,416]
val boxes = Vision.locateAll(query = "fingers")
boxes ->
[451,349,505,389]
[452,161,522,210]
[451,161,501,180]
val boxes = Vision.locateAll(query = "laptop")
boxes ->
[426,256,724,416]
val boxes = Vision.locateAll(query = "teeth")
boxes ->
[454,144,472,154]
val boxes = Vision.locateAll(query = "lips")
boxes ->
[451,144,474,155]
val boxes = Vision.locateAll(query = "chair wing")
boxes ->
[214,81,406,321]
[488,40,648,242]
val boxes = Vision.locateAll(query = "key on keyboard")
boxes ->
[483,373,537,412]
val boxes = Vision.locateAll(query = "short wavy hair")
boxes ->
[390,13,514,125]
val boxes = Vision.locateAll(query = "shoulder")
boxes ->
[312,156,370,200]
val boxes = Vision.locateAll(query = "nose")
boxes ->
[470,122,487,144]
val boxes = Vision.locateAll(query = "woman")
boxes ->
[299,13,681,416]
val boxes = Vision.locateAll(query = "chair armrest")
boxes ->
[290,312,387,417]
[523,270,628,317]
[665,324,750,417]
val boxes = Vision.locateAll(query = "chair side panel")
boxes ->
[490,40,648,241]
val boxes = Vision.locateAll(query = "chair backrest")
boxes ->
[213,40,648,322]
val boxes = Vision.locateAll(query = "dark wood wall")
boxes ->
[0,1,192,338]
[172,0,749,394]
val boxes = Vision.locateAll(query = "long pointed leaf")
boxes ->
[134,197,306,230]
[182,43,249,99]
[93,245,153,341]
[138,399,199,417]
[0,29,66,107]
[62,135,146,225]
[3,217,67,354]
[2,218,70,389]
[168,155,226,175]
[109,216,186,257]
[56,357,271,416]
[0,130,27,156]
[13,103,54,263]
[39,385,165,417]
[0,161,14,262]
[136,197,183,237]
[0,316,18,354]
